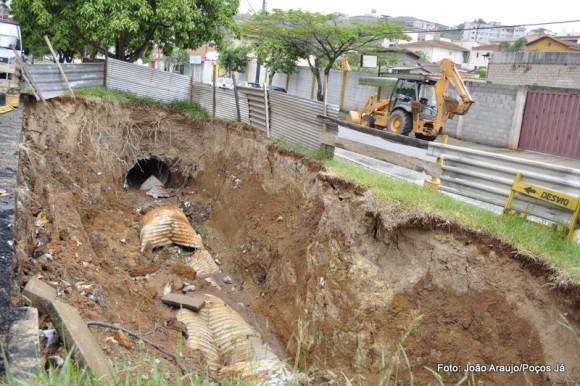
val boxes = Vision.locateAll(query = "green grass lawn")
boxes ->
[324,156,580,282]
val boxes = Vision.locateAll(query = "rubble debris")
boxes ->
[146,185,170,199]
[182,285,196,293]
[161,293,206,312]
[140,175,164,191]
[8,307,42,378]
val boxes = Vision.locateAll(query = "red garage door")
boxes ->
[519,91,580,160]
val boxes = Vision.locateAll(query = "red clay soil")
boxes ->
[9,97,579,384]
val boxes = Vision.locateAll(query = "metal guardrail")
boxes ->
[27,63,104,99]
[428,142,580,226]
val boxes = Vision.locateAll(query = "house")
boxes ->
[397,40,468,66]
[468,43,499,69]
[525,35,580,52]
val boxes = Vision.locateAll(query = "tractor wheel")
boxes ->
[387,110,412,136]
[361,114,375,128]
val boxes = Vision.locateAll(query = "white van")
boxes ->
[0,19,27,91]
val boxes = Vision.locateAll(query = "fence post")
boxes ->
[339,70,347,111]
[424,135,448,190]
[212,64,216,117]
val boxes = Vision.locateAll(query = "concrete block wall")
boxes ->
[456,83,520,147]
[488,52,580,89]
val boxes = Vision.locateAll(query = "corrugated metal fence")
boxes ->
[106,59,190,103]
[191,83,251,123]
[27,62,104,99]
[428,142,580,227]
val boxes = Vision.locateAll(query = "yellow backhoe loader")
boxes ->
[347,59,474,141]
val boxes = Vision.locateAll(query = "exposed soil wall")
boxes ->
[12,97,579,384]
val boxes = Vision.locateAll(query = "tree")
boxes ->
[217,41,252,121]
[11,0,240,62]
[242,9,409,101]
[474,68,487,78]
[498,37,528,53]
[165,48,190,74]
[252,40,300,84]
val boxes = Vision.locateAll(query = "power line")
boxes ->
[400,20,580,34]
[246,0,256,14]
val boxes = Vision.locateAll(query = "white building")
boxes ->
[404,20,436,30]
[398,40,468,66]
[462,21,526,43]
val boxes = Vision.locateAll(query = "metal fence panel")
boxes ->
[428,142,580,226]
[106,59,189,103]
[190,83,250,123]
[269,92,338,152]
[27,63,104,99]
[519,91,580,160]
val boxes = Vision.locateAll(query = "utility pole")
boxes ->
[262,0,267,11]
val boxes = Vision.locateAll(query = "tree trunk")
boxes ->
[315,73,324,101]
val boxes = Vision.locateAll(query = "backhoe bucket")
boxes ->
[346,111,361,124]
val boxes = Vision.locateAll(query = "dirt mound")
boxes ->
[11,97,579,384]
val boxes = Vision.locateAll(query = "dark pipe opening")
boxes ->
[125,158,170,189]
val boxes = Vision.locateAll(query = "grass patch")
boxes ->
[325,157,580,281]
[73,87,209,120]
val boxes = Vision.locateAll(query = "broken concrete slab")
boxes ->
[140,175,164,190]
[161,293,206,312]
[46,301,112,382]
[22,277,112,382]
[8,307,41,378]
[22,277,57,315]
[146,185,170,198]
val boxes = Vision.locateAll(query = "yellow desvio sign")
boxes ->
[505,173,580,240]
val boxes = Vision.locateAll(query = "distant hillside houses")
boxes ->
[462,21,526,43]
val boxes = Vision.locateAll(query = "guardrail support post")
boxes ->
[424,135,448,191]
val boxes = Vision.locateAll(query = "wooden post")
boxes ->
[11,47,47,106]
[263,82,270,138]
[233,72,241,122]
[285,73,290,92]
[212,64,216,117]
[339,70,347,111]
[44,35,74,96]
[189,63,195,104]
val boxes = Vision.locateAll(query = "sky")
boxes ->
[242,0,580,34]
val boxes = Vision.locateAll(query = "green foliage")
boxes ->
[251,39,300,82]
[474,68,487,78]
[498,37,528,53]
[11,0,240,62]
[218,41,252,74]
[242,9,409,101]
[166,48,191,69]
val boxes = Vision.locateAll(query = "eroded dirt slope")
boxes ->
[11,97,580,384]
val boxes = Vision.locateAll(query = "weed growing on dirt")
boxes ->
[73,88,210,120]
[170,100,210,120]
[325,157,580,281]
[287,319,316,372]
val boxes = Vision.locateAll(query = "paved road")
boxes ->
[0,102,24,359]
